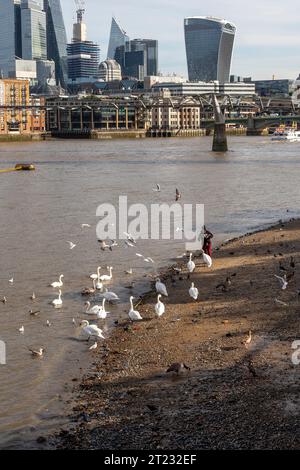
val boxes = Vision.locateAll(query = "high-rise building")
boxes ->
[0,0,38,81]
[43,0,68,87]
[107,17,129,60]
[98,60,122,82]
[184,16,236,83]
[21,0,47,61]
[67,6,100,84]
[141,39,158,76]
[115,38,158,81]
[0,0,22,77]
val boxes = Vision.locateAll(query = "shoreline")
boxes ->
[0,128,265,143]
[49,218,300,449]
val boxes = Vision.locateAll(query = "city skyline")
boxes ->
[60,0,300,80]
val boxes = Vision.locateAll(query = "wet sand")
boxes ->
[54,219,300,450]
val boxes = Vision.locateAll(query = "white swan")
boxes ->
[155,278,168,297]
[52,289,63,307]
[51,275,64,288]
[85,301,102,315]
[80,320,105,340]
[187,253,196,273]
[189,283,199,301]
[202,251,213,268]
[96,271,103,290]
[100,266,113,282]
[155,294,165,317]
[129,296,143,321]
[96,299,110,319]
[90,266,101,281]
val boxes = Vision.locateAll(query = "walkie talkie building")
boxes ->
[184,16,236,83]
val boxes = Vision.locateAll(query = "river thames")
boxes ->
[0,135,299,448]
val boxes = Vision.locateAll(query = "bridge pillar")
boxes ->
[211,95,228,152]
[246,115,263,136]
[212,123,228,152]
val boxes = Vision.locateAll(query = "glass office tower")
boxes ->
[21,0,47,60]
[0,0,22,77]
[107,17,129,60]
[184,16,236,83]
[43,0,68,87]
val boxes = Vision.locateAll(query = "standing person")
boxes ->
[203,226,213,257]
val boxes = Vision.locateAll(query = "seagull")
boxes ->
[51,275,64,289]
[72,318,77,326]
[152,183,161,192]
[128,296,143,321]
[29,310,40,317]
[187,253,196,273]
[29,348,45,358]
[98,240,113,251]
[19,326,25,334]
[81,224,91,228]
[124,232,136,244]
[243,331,252,347]
[155,278,168,297]
[166,363,190,375]
[80,321,105,340]
[9,278,14,284]
[125,240,135,248]
[125,269,133,275]
[189,283,199,301]
[275,298,289,307]
[52,289,63,307]
[274,274,288,290]
[46,320,51,327]
[155,294,165,317]
[31,292,36,301]
[67,241,77,250]
[89,342,98,351]
[1,297,7,304]
[175,189,181,202]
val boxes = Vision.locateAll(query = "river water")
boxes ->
[0,136,299,448]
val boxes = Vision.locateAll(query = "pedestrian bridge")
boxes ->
[201,114,300,135]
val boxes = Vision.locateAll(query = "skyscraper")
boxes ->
[67,6,100,84]
[0,0,21,77]
[107,17,129,60]
[184,16,236,83]
[21,0,47,60]
[43,0,68,87]
[115,39,159,80]
[142,39,158,76]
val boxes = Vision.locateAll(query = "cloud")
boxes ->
[61,0,300,79]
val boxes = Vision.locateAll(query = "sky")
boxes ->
[61,0,300,80]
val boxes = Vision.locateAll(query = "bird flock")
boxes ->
[1,184,214,360]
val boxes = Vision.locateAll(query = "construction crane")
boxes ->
[75,0,85,23]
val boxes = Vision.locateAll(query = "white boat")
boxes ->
[271,128,300,142]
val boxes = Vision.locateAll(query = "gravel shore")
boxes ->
[54,219,300,450]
